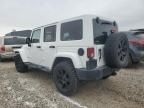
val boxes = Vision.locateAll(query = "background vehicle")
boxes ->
[5,30,32,38]
[14,15,129,96]
[124,31,144,65]
[130,29,144,32]
[0,36,26,61]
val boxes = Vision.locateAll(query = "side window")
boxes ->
[31,29,41,43]
[61,20,82,41]
[44,25,56,42]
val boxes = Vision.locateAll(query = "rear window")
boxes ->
[93,19,117,44]
[134,32,144,39]
[61,20,83,41]
[4,37,26,45]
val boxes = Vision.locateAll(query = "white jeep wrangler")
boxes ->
[14,15,129,96]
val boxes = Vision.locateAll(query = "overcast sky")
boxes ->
[0,0,144,35]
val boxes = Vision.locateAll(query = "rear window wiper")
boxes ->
[101,22,112,25]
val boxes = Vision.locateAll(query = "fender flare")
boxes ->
[16,48,29,63]
[52,52,83,69]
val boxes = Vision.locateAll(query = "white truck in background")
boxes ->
[0,36,26,61]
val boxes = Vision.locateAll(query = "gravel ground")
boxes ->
[0,61,144,108]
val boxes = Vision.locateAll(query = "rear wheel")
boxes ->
[14,54,28,73]
[53,61,79,96]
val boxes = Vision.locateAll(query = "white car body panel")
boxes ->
[18,15,116,71]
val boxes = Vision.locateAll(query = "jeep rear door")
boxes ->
[39,25,57,69]
[93,18,118,67]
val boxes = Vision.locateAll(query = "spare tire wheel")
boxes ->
[104,33,129,68]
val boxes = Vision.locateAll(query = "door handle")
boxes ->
[37,46,41,48]
[49,46,55,48]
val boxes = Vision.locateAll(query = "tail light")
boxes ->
[0,46,5,53]
[87,48,95,58]
[129,40,144,47]
[129,40,138,46]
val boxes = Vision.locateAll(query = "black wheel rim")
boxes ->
[117,39,128,61]
[56,69,71,90]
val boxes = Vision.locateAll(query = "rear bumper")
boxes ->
[129,46,144,62]
[130,50,144,62]
[140,51,144,61]
[0,52,15,59]
[140,51,144,58]
[76,66,115,80]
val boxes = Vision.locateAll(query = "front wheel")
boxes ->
[53,61,79,96]
[14,54,28,73]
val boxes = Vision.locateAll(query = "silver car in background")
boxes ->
[0,36,26,61]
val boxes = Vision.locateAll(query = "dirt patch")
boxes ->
[0,61,144,108]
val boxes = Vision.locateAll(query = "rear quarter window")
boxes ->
[61,20,83,41]
[44,25,56,42]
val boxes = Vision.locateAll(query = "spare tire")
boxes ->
[104,32,129,68]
